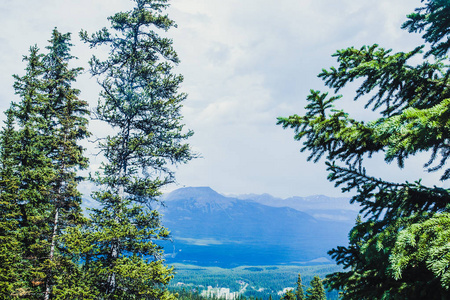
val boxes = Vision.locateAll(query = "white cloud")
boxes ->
[0,0,440,199]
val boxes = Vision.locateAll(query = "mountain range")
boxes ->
[157,187,358,267]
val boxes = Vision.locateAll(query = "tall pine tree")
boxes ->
[305,276,326,300]
[63,0,193,298]
[0,29,89,298]
[281,289,296,300]
[0,109,24,298]
[41,28,90,300]
[296,273,305,300]
[10,45,56,298]
[279,0,450,298]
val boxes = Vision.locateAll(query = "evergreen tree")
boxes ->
[296,273,304,300]
[41,28,90,300]
[278,0,450,298]
[281,289,296,300]
[0,30,89,298]
[305,277,326,300]
[64,0,193,298]
[11,45,56,298]
[0,109,25,298]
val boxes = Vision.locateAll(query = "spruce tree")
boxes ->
[11,45,56,298]
[279,0,450,298]
[64,0,193,298]
[281,289,296,300]
[40,28,90,300]
[296,273,304,300]
[0,109,24,298]
[305,277,326,300]
[0,30,89,298]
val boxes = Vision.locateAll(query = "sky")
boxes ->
[0,0,444,198]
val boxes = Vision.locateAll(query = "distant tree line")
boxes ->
[280,274,326,300]
[173,273,327,300]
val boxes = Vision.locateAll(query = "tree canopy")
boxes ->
[0,0,192,298]
[0,29,90,299]
[60,0,194,298]
[305,276,326,300]
[278,0,450,299]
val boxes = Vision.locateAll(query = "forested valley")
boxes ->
[1,0,450,299]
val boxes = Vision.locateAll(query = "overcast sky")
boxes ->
[1,0,444,198]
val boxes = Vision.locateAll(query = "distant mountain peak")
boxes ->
[160,186,354,267]
[163,186,228,202]
[234,192,278,202]
[162,186,359,215]
[175,186,217,194]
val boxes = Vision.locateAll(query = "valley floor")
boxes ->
[169,263,340,300]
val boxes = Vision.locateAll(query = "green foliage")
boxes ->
[175,288,208,300]
[1,0,192,298]
[7,44,57,298]
[296,274,304,300]
[281,289,296,300]
[282,273,327,300]
[0,109,24,298]
[0,28,89,299]
[391,213,450,289]
[305,276,326,300]
[402,0,450,58]
[41,28,90,300]
[278,0,450,299]
[168,264,340,300]
[60,0,193,298]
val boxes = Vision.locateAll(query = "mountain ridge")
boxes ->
[82,186,357,267]
[158,186,356,267]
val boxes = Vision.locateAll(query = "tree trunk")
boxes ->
[44,207,59,300]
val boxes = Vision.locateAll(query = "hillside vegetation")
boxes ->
[169,264,339,300]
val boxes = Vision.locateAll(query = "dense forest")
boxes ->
[1,0,450,299]
[167,264,338,300]
[172,269,330,300]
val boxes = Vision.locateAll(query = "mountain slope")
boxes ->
[159,187,354,267]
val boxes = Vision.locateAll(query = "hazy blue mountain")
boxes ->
[234,192,359,223]
[159,187,355,267]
